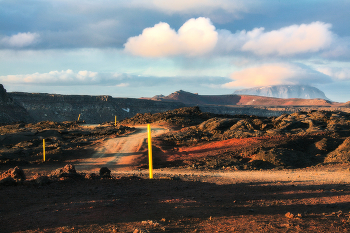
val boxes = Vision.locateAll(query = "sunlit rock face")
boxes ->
[234,85,329,100]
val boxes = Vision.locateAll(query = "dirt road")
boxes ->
[74,125,168,172]
[73,125,350,186]
[3,125,350,232]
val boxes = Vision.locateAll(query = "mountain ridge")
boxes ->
[233,85,329,100]
[145,90,334,106]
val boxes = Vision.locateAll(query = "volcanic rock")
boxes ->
[0,166,26,181]
[324,137,350,163]
[35,176,51,185]
[99,167,111,178]
[51,164,82,178]
[0,84,33,123]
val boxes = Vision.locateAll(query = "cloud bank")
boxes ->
[0,70,121,85]
[0,69,229,88]
[223,63,332,88]
[316,67,350,80]
[124,17,218,57]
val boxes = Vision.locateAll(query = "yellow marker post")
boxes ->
[115,115,117,126]
[147,124,153,179]
[78,114,81,121]
[43,139,46,162]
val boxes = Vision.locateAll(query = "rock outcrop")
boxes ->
[0,85,33,124]
[9,92,185,124]
[2,86,349,124]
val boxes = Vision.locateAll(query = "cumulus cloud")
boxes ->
[217,21,333,56]
[223,63,331,88]
[0,32,40,48]
[124,17,218,57]
[125,20,334,58]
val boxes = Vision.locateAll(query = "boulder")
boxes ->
[0,166,26,181]
[100,167,111,178]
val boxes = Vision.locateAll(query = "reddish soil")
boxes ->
[2,166,350,233]
[163,136,284,161]
[2,125,350,232]
[2,106,350,232]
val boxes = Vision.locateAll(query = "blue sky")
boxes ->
[1,0,350,102]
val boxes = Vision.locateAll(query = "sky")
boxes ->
[1,0,350,102]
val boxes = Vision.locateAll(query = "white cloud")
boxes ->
[321,36,350,59]
[0,70,125,86]
[316,67,350,80]
[125,20,334,58]
[217,21,333,56]
[223,63,331,88]
[149,0,249,14]
[115,83,129,87]
[124,17,218,57]
[0,32,40,48]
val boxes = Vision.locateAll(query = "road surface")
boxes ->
[75,126,168,172]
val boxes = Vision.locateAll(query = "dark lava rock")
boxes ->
[0,166,26,181]
[51,164,82,178]
[121,106,216,126]
[0,177,16,186]
[253,148,310,168]
[35,176,51,185]
[325,137,350,163]
[84,173,100,179]
[100,167,111,178]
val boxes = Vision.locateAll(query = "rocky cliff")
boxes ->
[8,92,185,123]
[2,87,350,124]
[0,85,33,123]
[234,85,329,100]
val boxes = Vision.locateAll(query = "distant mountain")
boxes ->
[145,90,333,106]
[233,85,329,100]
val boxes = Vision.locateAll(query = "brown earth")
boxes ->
[2,107,350,232]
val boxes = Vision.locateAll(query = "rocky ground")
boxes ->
[0,121,135,166]
[2,165,350,232]
[123,107,350,170]
[2,106,350,232]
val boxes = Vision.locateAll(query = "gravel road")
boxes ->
[72,125,350,186]
[74,125,168,172]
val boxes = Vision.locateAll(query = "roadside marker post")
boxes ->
[147,124,153,179]
[78,114,81,121]
[43,139,46,162]
[115,115,117,126]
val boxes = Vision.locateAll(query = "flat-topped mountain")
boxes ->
[234,85,329,100]
[146,90,333,106]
